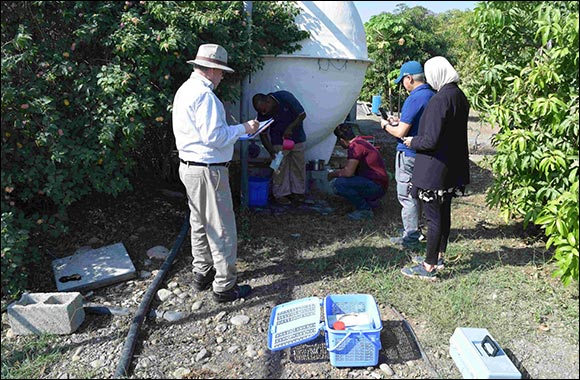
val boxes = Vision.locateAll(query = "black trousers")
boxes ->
[421,194,453,266]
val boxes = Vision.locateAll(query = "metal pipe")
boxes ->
[239,1,253,209]
[113,210,190,378]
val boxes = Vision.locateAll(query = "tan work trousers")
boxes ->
[179,163,237,292]
[272,142,306,198]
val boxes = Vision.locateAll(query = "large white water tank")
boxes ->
[247,1,371,163]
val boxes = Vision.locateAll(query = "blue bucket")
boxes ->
[249,176,270,207]
[371,95,382,114]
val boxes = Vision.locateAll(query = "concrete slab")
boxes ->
[52,242,136,292]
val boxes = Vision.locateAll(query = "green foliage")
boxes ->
[1,212,32,297]
[434,9,479,84]
[1,1,308,296]
[466,1,579,285]
[536,180,579,286]
[361,5,455,108]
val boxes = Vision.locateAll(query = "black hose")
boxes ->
[114,210,190,378]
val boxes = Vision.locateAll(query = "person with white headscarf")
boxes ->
[400,56,470,281]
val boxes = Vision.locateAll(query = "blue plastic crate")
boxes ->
[324,294,382,367]
[267,294,382,368]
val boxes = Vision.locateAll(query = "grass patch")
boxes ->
[1,334,64,379]
[240,145,578,377]
[345,248,579,356]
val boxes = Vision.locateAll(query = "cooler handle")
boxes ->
[481,335,499,357]
[327,331,381,352]
[327,331,352,352]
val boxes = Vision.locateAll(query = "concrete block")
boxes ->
[7,292,85,335]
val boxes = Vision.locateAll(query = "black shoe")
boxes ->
[212,284,252,303]
[401,263,438,281]
[390,236,422,248]
[366,198,381,209]
[275,196,292,205]
[192,268,216,291]
[291,194,306,203]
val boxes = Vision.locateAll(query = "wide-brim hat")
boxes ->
[187,43,234,73]
[394,60,423,84]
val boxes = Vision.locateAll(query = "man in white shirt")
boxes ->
[172,43,259,303]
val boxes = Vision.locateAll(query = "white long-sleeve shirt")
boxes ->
[172,72,246,163]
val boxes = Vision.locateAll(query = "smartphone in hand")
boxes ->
[380,107,399,126]
[378,107,389,120]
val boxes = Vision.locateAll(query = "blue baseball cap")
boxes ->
[394,61,423,84]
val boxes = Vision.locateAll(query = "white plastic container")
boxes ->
[270,151,284,172]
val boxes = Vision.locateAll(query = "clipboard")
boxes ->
[239,118,274,140]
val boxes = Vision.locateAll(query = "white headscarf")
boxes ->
[424,56,460,91]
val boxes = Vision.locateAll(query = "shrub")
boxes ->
[1,1,308,297]
[467,1,579,285]
[1,212,34,297]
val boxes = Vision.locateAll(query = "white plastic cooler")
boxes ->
[450,327,521,379]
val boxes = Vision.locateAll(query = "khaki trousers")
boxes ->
[272,142,306,198]
[179,163,237,292]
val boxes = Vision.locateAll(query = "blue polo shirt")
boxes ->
[261,90,306,145]
[398,84,435,157]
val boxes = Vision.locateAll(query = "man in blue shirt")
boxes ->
[253,91,307,205]
[380,61,435,248]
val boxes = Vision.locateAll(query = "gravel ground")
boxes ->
[4,252,577,379]
[2,263,455,379]
[1,108,578,379]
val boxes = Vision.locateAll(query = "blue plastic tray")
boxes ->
[267,297,322,351]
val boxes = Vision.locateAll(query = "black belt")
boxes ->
[180,159,229,167]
